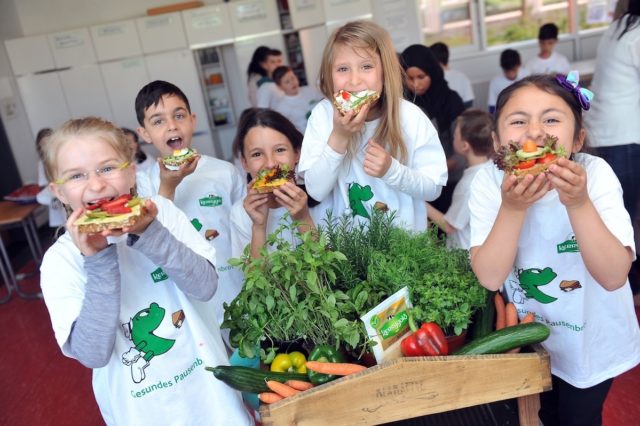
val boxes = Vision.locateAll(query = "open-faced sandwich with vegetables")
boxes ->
[162,147,198,171]
[333,89,380,116]
[74,194,145,233]
[251,164,295,193]
[494,135,567,178]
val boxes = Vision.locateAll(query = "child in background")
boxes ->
[272,65,324,134]
[487,49,530,113]
[299,21,447,231]
[121,127,154,173]
[134,81,246,343]
[247,46,284,107]
[40,117,252,425]
[230,108,321,259]
[430,42,475,108]
[469,74,639,425]
[35,128,66,231]
[525,23,571,76]
[254,49,285,109]
[426,109,493,249]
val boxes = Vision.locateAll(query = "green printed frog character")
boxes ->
[122,302,176,383]
[517,267,558,304]
[348,183,374,219]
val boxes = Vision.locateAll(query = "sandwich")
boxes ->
[494,135,567,178]
[74,194,145,233]
[162,148,198,171]
[333,89,380,116]
[251,165,295,193]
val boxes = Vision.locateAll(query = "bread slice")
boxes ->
[162,148,198,171]
[512,157,560,178]
[333,89,380,115]
[252,165,295,193]
[74,204,145,233]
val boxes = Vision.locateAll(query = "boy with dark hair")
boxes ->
[426,109,494,249]
[134,80,245,345]
[487,49,529,113]
[526,22,571,75]
[430,42,475,108]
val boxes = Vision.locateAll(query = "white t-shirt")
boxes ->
[487,68,531,109]
[584,14,640,148]
[40,196,253,425]
[136,156,246,329]
[256,81,284,109]
[445,68,475,104]
[525,51,571,75]
[299,99,448,231]
[469,154,640,388]
[274,86,324,134]
[443,160,491,249]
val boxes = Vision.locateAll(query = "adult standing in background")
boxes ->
[430,42,475,108]
[401,44,465,212]
[246,46,283,107]
[585,0,640,297]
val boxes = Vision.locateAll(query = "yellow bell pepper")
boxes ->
[270,351,307,374]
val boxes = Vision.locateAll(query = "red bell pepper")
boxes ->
[400,312,448,357]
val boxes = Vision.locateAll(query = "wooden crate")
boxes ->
[260,346,551,426]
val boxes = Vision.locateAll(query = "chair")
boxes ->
[0,201,45,302]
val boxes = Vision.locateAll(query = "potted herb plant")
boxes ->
[222,219,369,362]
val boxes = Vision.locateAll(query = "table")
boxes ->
[0,201,45,303]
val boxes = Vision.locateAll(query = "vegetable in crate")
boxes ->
[306,345,345,385]
[453,322,550,355]
[205,365,309,394]
[400,313,448,357]
[270,351,307,374]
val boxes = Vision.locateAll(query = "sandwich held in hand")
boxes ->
[74,194,145,233]
[494,135,567,177]
[333,89,380,116]
[252,165,295,193]
[162,147,198,170]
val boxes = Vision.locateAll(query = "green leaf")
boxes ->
[265,295,275,312]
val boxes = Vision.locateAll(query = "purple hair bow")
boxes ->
[556,71,594,111]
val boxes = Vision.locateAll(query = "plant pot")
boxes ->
[446,329,467,354]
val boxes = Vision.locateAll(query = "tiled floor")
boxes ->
[0,228,638,426]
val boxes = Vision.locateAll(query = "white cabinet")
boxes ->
[100,57,150,131]
[48,28,97,68]
[58,65,113,121]
[289,0,326,29]
[90,20,143,62]
[229,0,281,38]
[182,4,235,47]
[371,0,422,51]
[136,12,188,54]
[323,0,372,24]
[5,36,56,75]
[16,73,70,135]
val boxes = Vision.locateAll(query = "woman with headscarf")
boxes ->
[401,44,465,212]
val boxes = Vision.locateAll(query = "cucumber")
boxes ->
[205,365,309,394]
[454,322,550,355]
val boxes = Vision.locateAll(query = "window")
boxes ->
[578,0,615,31]
[420,0,476,48]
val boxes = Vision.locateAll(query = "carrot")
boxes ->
[285,380,315,391]
[266,380,299,398]
[505,302,518,327]
[494,292,506,330]
[305,361,367,376]
[259,392,283,404]
[521,312,535,324]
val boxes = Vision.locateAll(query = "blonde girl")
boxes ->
[298,20,447,230]
[41,117,252,426]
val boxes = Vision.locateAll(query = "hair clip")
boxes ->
[555,71,594,111]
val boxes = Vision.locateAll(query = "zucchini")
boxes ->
[453,322,550,355]
[205,365,309,394]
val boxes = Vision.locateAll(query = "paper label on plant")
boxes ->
[361,287,413,363]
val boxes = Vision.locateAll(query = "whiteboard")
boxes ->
[145,49,217,158]
[16,73,70,135]
[100,57,150,131]
[58,64,114,121]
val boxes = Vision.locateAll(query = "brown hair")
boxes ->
[456,109,494,157]
[318,20,407,163]
[44,117,133,183]
[232,108,303,160]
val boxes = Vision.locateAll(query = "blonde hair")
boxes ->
[44,117,133,183]
[318,20,407,163]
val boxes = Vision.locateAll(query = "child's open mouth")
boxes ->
[85,196,115,210]
[167,136,183,150]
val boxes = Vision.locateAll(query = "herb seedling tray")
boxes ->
[259,346,551,426]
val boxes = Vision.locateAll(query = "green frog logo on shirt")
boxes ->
[122,302,176,383]
[516,267,558,304]
[348,182,374,219]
